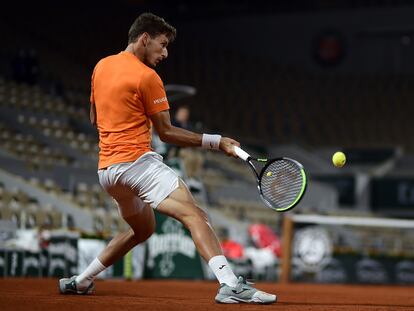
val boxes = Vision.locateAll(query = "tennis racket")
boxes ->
[234,146,307,212]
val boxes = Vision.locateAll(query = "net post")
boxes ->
[280,215,293,284]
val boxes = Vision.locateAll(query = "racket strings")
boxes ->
[260,160,304,209]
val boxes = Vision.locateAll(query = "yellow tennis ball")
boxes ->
[266,171,272,177]
[332,151,346,168]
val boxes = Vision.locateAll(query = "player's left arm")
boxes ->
[89,64,97,127]
[90,102,97,126]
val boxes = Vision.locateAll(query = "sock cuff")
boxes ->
[208,255,227,266]
[96,258,106,269]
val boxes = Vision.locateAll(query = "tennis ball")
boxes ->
[266,171,272,177]
[332,151,346,168]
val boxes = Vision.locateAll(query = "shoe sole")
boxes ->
[215,295,277,304]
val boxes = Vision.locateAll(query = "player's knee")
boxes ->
[123,206,155,243]
[182,205,209,227]
[130,227,154,245]
[138,230,153,243]
[129,220,155,244]
[127,229,138,246]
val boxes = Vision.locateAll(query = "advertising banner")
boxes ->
[144,212,204,279]
[49,231,79,277]
[291,226,414,284]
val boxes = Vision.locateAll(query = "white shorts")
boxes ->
[98,152,179,217]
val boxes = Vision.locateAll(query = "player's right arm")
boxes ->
[150,110,239,157]
[142,70,238,157]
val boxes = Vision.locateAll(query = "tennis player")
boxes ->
[59,13,276,304]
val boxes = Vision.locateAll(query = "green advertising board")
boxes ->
[144,212,204,279]
[0,249,5,277]
[291,225,414,284]
[48,231,79,277]
[292,253,414,284]
[6,250,23,277]
[23,251,41,277]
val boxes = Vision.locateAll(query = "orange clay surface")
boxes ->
[0,278,413,311]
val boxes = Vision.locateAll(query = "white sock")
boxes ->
[208,255,238,287]
[76,258,106,288]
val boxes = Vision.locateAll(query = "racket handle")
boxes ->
[234,146,251,161]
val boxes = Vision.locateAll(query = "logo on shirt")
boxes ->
[153,97,167,104]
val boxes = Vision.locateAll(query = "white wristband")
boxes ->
[202,134,221,150]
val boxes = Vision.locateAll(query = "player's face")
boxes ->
[145,34,169,67]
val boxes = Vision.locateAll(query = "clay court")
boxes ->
[0,278,413,311]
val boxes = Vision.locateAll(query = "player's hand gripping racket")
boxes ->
[234,146,307,212]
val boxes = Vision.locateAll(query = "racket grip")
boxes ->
[234,146,250,161]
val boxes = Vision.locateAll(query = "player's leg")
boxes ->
[157,180,222,259]
[157,181,239,286]
[98,195,155,267]
[77,186,155,284]
[157,180,276,304]
[59,184,155,294]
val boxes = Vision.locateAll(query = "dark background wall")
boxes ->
[2,1,414,148]
[4,1,414,77]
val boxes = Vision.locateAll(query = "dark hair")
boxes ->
[128,13,176,44]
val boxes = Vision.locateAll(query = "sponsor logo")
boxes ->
[219,265,226,270]
[147,218,196,277]
[293,226,332,273]
[23,256,40,275]
[232,288,249,295]
[48,242,77,262]
[397,182,414,205]
[396,260,414,284]
[147,234,196,259]
[49,258,66,275]
[315,258,347,283]
[356,258,388,283]
[153,97,167,104]
[10,252,20,276]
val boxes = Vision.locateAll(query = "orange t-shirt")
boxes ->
[90,51,170,169]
